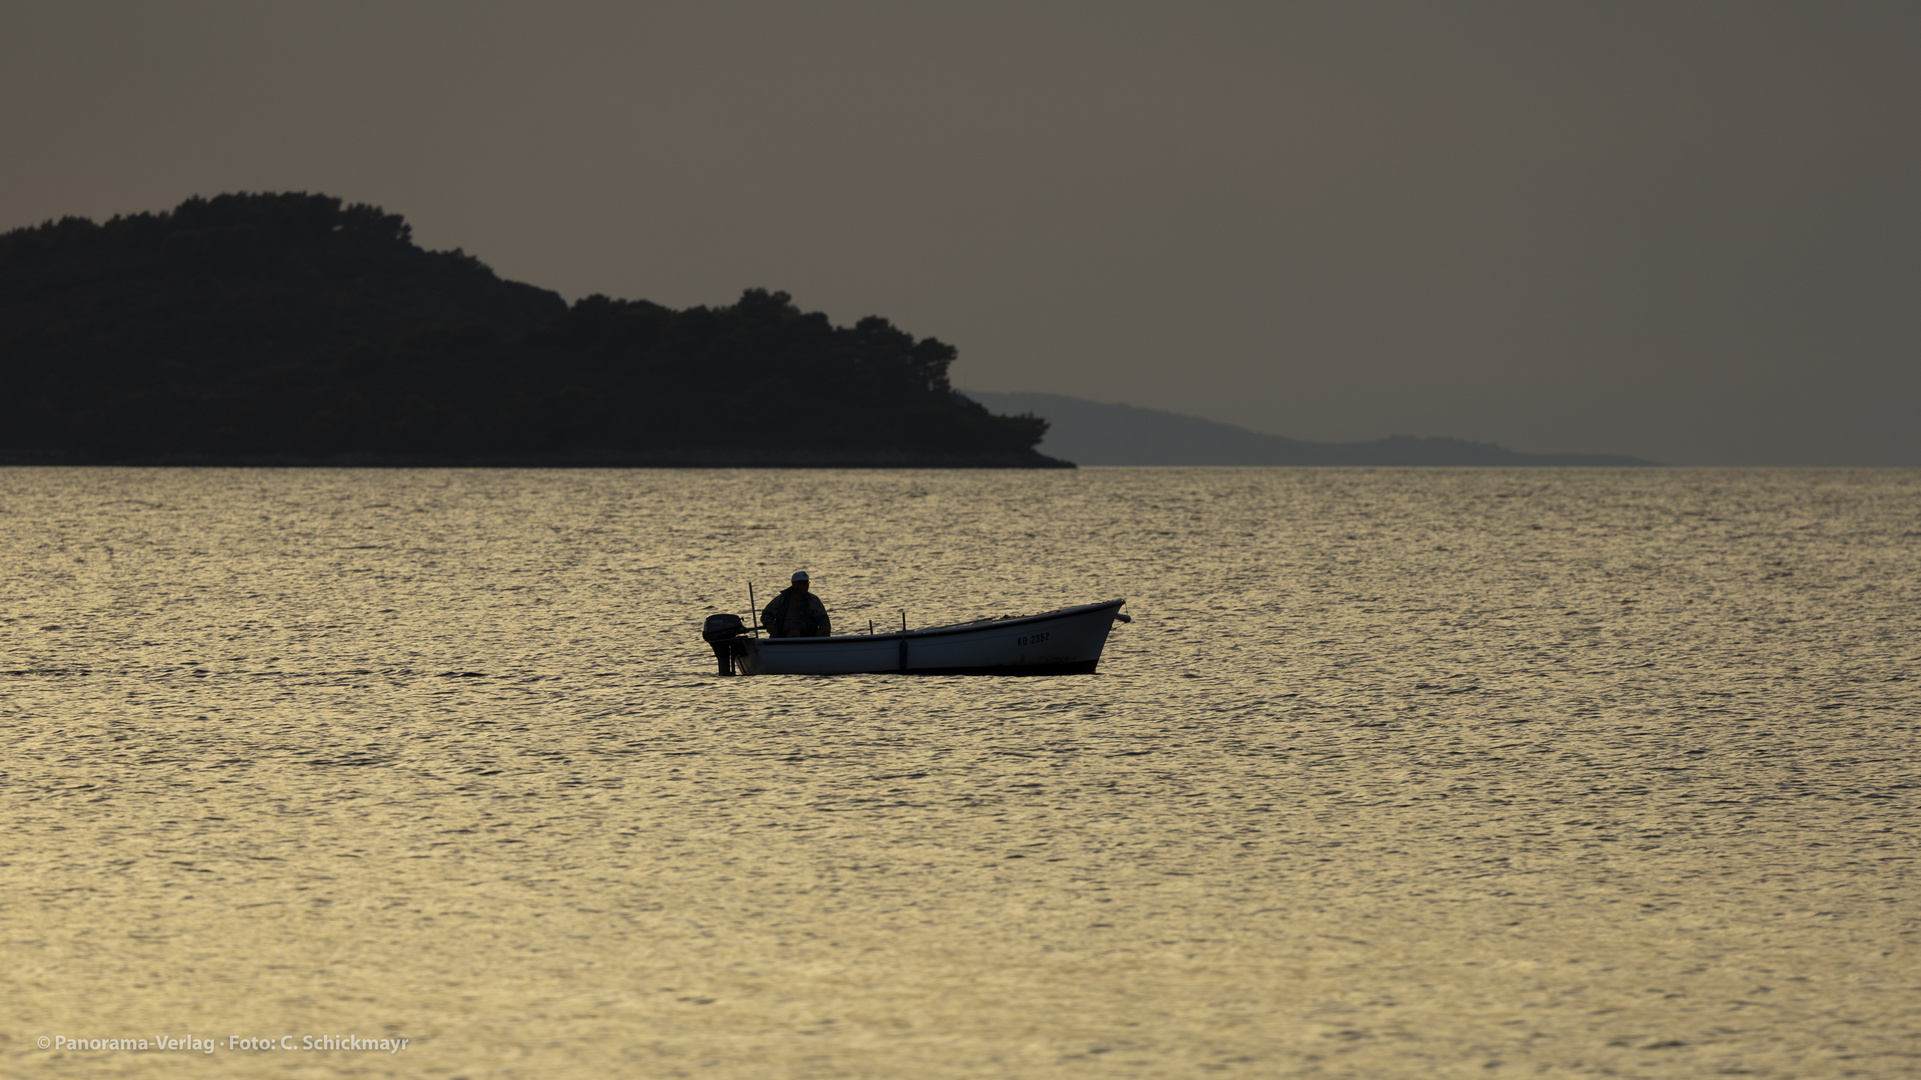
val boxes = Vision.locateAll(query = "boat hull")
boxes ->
[735,599,1125,676]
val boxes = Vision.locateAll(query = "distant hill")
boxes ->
[0,193,1062,467]
[962,391,1655,466]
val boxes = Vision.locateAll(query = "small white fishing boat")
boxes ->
[702,599,1129,676]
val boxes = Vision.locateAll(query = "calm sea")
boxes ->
[4,467,1916,1078]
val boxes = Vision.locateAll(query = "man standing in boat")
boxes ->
[761,571,833,637]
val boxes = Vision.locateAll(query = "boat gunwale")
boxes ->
[749,598,1125,647]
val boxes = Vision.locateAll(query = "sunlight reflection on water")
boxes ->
[3,466,1917,1077]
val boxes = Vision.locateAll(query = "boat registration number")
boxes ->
[1017,632,1050,646]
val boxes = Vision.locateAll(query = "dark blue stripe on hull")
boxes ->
[799,659,1101,677]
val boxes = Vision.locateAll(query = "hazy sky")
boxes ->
[4,2,1916,464]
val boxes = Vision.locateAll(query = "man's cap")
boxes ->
[791,570,809,582]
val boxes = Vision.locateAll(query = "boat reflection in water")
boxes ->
[703,599,1129,676]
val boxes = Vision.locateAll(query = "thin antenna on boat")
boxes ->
[748,581,760,637]
[901,610,907,633]
[868,619,874,636]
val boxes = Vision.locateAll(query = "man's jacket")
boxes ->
[761,588,831,637]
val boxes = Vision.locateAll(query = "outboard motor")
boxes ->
[702,613,749,675]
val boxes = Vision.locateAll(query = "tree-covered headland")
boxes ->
[0,193,1061,466]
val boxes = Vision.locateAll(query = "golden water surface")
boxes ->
[3,467,1917,1078]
